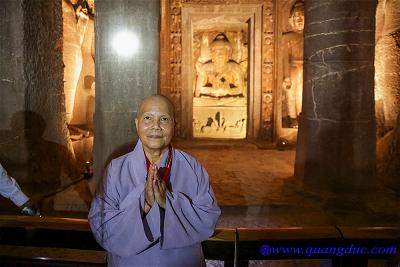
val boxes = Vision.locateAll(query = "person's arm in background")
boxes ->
[0,163,38,215]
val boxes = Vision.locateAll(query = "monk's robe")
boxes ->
[88,140,221,267]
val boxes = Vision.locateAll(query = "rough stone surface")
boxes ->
[22,0,78,194]
[0,0,27,184]
[0,0,78,198]
[295,0,377,192]
[0,0,25,129]
[93,0,160,183]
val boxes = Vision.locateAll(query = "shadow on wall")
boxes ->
[0,111,79,197]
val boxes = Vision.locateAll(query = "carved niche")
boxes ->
[161,0,275,140]
[193,31,248,139]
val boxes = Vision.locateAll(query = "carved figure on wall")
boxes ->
[63,0,94,123]
[170,35,182,63]
[66,0,95,137]
[75,1,90,43]
[171,64,181,90]
[263,93,273,122]
[263,7,274,33]
[63,0,84,125]
[194,33,245,97]
[62,0,95,174]
[281,1,304,128]
[171,7,181,33]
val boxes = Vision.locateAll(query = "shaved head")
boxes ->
[135,95,175,154]
[137,95,175,119]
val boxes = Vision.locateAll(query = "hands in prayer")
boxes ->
[144,164,167,213]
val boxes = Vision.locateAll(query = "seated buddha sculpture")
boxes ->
[195,33,244,97]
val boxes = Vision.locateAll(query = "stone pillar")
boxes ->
[1,0,79,197]
[295,0,377,192]
[94,0,160,183]
[0,0,25,128]
[22,0,78,193]
[0,0,27,181]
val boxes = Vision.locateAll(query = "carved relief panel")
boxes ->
[161,0,276,141]
[193,29,248,139]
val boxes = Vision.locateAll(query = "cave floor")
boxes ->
[174,140,400,228]
[1,140,400,229]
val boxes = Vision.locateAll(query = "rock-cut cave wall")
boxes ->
[0,0,78,199]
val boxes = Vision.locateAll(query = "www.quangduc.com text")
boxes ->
[260,243,397,257]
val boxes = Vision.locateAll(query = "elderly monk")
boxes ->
[89,95,221,267]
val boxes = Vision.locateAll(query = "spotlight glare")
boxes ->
[112,31,139,58]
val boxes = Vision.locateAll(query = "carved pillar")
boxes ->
[295,0,377,192]
[160,0,171,97]
[168,0,183,137]
[261,2,275,141]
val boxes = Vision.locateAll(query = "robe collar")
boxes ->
[132,139,171,182]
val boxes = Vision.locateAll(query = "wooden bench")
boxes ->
[0,215,235,266]
[1,215,399,267]
[0,245,105,267]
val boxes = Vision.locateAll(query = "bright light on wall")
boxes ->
[111,31,139,58]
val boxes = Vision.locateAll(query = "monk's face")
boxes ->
[135,98,174,152]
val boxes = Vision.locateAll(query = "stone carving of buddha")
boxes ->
[282,1,304,128]
[195,33,244,98]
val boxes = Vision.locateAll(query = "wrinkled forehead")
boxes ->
[138,97,174,117]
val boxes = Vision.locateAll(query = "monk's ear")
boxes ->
[135,118,138,131]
